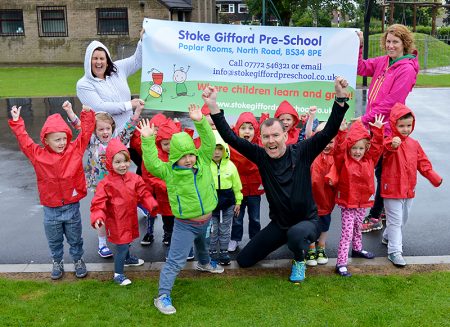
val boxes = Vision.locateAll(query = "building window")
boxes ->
[97,8,128,35]
[0,10,24,36]
[37,6,67,37]
[238,4,249,14]
[219,4,235,13]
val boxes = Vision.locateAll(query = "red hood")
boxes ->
[346,120,370,151]
[389,103,415,140]
[156,119,181,158]
[274,100,300,129]
[40,114,72,151]
[201,103,211,116]
[150,113,168,127]
[105,138,129,174]
[232,112,260,143]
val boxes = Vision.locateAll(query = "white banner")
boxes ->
[141,19,359,120]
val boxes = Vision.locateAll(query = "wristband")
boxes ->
[335,96,349,103]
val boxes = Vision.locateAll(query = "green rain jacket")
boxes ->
[211,130,243,205]
[141,117,218,219]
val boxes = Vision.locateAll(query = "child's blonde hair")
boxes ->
[95,112,116,133]
[115,150,130,161]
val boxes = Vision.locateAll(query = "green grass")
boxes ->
[0,272,449,326]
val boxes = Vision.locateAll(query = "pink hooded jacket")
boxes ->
[357,47,419,136]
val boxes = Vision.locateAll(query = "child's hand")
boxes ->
[188,104,203,122]
[10,106,21,121]
[94,219,103,229]
[82,105,92,112]
[133,100,144,118]
[369,114,386,129]
[136,118,155,137]
[308,106,317,117]
[234,204,241,217]
[62,100,73,113]
[391,136,401,149]
[339,118,348,131]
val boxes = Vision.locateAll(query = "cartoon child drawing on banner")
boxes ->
[146,68,164,102]
[172,64,195,99]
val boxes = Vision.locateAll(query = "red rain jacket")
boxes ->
[311,148,337,216]
[274,100,300,145]
[130,113,168,157]
[381,103,442,198]
[334,121,384,208]
[230,112,264,196]
[141,119,181,216]
[90,139,157,244]
[9,110,95,207]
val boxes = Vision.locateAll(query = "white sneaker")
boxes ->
[196,261,224,273]
[154,294,176,315]
[227,240,238,252]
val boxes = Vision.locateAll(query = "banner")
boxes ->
[141,19,359,120]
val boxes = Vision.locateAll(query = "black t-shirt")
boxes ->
[211,101,348,229]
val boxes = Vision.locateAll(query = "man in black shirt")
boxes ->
[205,77,350,282]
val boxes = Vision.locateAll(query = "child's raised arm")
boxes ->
[63,101,81,129]
[136,118,156,138]
[188,104,203,122]
[10,106,21,121]
[304,106,317,139]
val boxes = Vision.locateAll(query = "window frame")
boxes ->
[219,4,235,14]
[238,4,249,14]
[96,7,129,36]
[0,9,25,36]
[36,6,68,37]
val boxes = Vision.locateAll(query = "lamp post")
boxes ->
[262,0,266,25]
[363,0,374,87]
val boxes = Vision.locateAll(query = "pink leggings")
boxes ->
[337,206,366,266]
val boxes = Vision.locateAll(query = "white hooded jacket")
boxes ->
[76,40,142,132]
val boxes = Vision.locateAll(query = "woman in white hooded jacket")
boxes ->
[76,36,144,133]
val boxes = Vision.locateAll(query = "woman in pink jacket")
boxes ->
[357,24,419,232]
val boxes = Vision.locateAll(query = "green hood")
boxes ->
[169,132,198,165]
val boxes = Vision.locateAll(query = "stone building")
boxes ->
[0,0,217,64]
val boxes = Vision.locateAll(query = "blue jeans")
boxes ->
[112,243,130,274]
[231,195,261,241]
[210,205,234,251]
[159,217,211,296]
[43,202,84,262]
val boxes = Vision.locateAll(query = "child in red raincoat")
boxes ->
[90,139,157,286]
[8,103,95,280]
[227,111,264,252]
[381,103,442,267]
[332,116,385,277]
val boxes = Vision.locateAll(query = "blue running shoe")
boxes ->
[154,294,176,315]
[289,260,306,283]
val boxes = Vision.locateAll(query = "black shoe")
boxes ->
[219,250,231,265]
[162,233,172,246]
[351,249,375,259]
[140,233,154,246]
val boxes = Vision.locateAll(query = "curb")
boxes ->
[1,256,449,274]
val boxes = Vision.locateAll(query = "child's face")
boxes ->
[45,132,67,153]
[160,139,171,153]
[96,120,113,143]
[396,117,413,137]
[176,154,197,168]
[112,152,130,175]
[278,113,295,131]
[323,138,335,154]
[350,139,368,161]
[239,122,255,142]
[213,145,224,163]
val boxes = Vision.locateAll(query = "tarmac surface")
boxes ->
[0,88,449,273]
